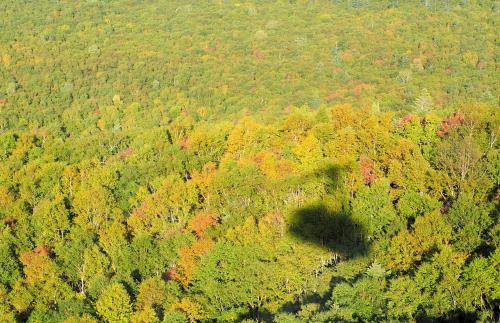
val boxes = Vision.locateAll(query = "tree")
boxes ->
[351,180,401,241]
[187,212,217,238]
[385,210,452,271]
[131,306,159,323]
[328,277,387,321]
[130,234,164,279]
[96,283,133,323]
[17,246,76,313]
[72,182,116,230]
[0,233,20,288]
[135,277,167,311]
[446,193,492,253]
[79,245,112,298]
[0,285,16,323]
[98,222,132,282]
[437,132,482,196]
[31,193,70,246]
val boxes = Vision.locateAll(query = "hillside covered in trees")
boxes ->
[0,0,498,322]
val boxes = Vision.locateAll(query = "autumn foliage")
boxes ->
[437,111,465,137]
[360,155,377,185]
[0,1,498,322]
[187,212,217,238]
[175,239,214,288]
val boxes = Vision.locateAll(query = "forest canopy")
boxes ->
[0,0,498,322]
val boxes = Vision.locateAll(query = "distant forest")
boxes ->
[0,0,498,322]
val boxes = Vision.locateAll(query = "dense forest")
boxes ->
[0,0,498,322]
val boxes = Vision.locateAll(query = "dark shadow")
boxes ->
[283,202,369,317]
[279,165,370,318]
[419,309,479,322]
[289,164,368,257]
[289,203,367,257]
[237,307,274,323]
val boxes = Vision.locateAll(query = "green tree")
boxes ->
[352,180,401,240]
[31,193,70,246]
[446,193,492,253]
[96,283,133,323]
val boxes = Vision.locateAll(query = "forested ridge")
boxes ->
[0,0,498,322]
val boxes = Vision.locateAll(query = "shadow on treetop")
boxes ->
[289,165,369,258]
